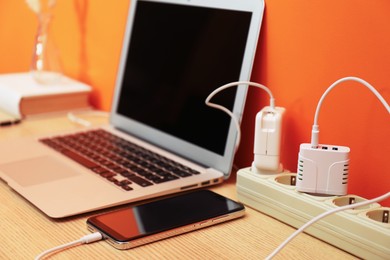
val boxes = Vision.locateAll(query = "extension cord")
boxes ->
[236,167,390,259]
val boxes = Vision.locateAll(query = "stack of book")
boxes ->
[0,73,92,119]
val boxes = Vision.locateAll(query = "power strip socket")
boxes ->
[236,167,390,259]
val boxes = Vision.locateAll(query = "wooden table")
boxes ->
[0,111,355,259]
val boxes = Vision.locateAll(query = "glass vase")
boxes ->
[31,13,63,84]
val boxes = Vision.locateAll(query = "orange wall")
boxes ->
[0,1,389,205]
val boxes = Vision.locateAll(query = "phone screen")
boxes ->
[87,190,244,246]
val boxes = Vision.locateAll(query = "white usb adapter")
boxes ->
[252,106,285,174]
[296,143,350,195]
[296,76,389,196]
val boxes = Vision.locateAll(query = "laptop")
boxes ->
[0,0,264,218]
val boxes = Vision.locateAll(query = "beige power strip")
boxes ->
[236,167,390,259]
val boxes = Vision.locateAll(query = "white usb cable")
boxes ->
[205,81,275,152]
[67,110,109,127]
[35,232,103,260]
[266,191,390,259]
[310,76,390,148]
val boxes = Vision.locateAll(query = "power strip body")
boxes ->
[236,168,390,259]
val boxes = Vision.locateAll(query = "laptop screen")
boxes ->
[111,0,264,177]
[117,1,251,155]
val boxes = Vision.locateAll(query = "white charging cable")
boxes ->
[311,76,390,148]
[266,191,390,259]
[205,81,275,152]
[67,110,109,127]
[35,232,103,260]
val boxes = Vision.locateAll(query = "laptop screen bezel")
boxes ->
[110,0,265,179]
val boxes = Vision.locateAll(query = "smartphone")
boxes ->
[86,190,245,249]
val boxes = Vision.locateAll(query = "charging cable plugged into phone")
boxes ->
[34,190,244,258]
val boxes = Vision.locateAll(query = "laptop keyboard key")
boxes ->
[172,169,192,177]
[127,176,153,187]
[91,167,109,174]
[61,149,99,169]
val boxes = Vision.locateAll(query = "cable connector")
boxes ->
[80,232,104,243]
[310,124,319,148]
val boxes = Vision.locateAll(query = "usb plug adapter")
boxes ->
[252,106,285,174]
[297,76,389,196]
[296,143,350,195]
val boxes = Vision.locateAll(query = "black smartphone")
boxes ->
[86,190,245,249]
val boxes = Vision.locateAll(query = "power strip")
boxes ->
[236,167,390,259]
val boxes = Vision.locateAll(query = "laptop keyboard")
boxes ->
[39,129,200,191]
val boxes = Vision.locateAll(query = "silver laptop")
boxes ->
[0,0,264,218]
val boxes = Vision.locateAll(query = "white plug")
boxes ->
[252,106,285,174]
[296,143,350,195]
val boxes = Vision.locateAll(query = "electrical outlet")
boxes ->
[236,167,389,259]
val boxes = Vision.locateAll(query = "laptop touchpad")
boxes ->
[0,156,80,187]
